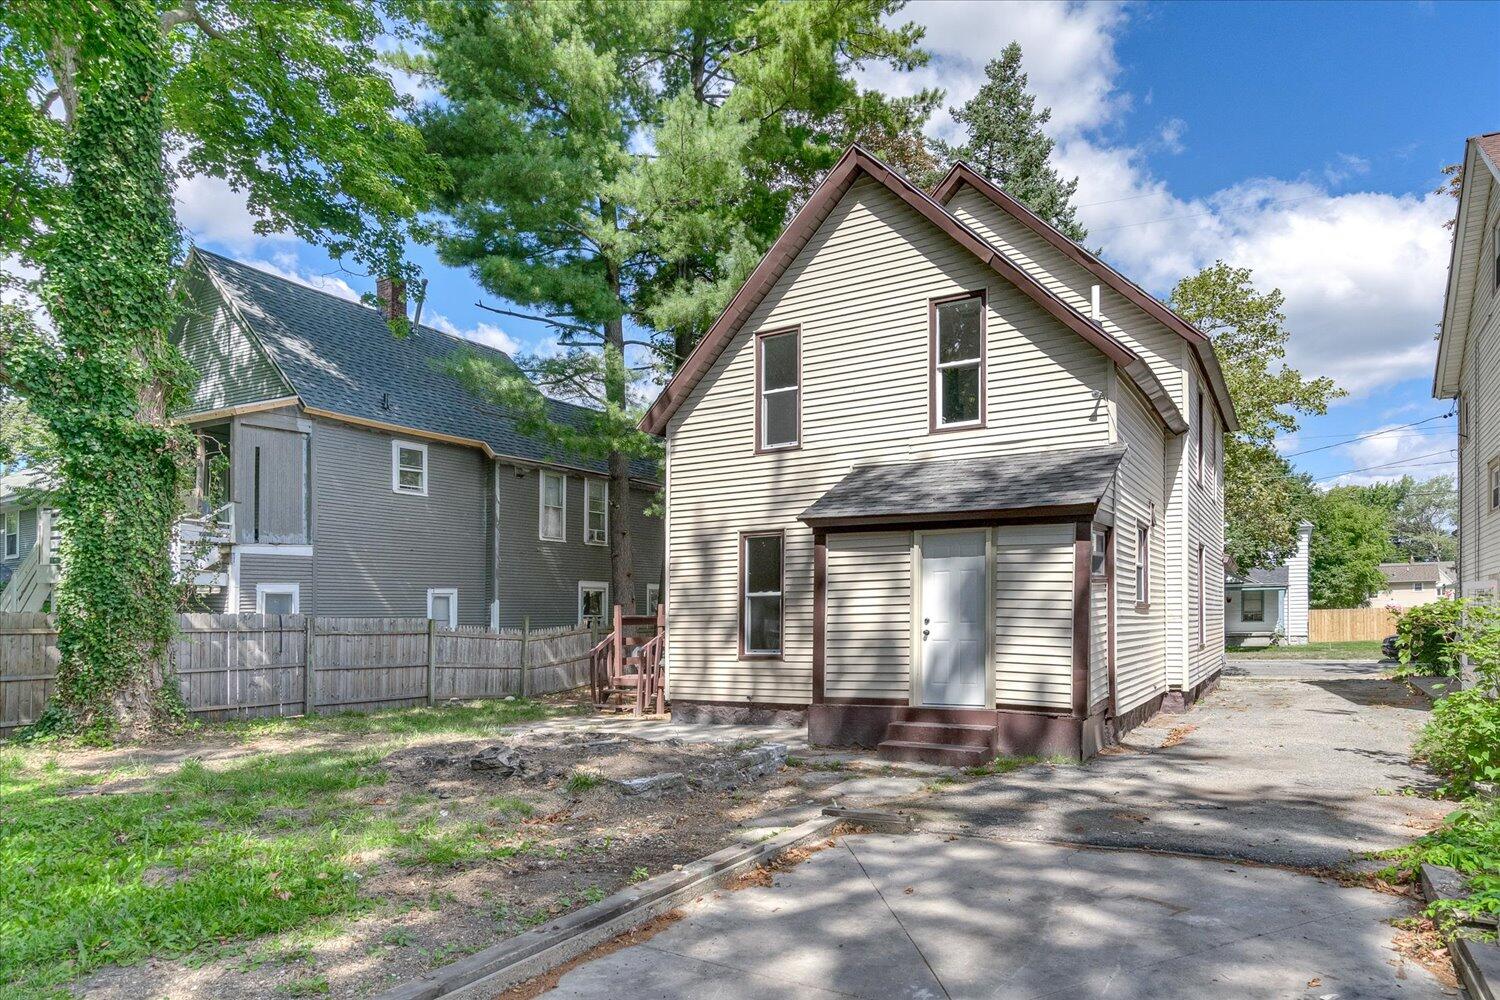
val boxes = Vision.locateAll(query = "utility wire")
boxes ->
[1284,411,1455,458]
[1313,449,1456,482]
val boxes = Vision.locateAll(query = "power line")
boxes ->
[1312,449,1456,482]
[1284,411,1455,458]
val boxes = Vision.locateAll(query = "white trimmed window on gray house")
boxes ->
[539,470,566,541]
[392,439,428,496]
[256,583,299,614]
[2,511,17,559]
[584,478,607,545]
[646,583,661,615]
[578,581,608,625]
[427,587,457,627]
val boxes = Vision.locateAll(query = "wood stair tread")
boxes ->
[890,721,996,733]
[877,739,987,752]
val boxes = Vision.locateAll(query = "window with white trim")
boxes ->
[1241,589,1264,623]
[427,588,458,627]
[742,533,783,656]
[578,581,608,625]
[1413,581,1425,592]
[2,511,17,560]
[392,440,428,495]
[1491,462,1500,511]
[539,471,566,541]
[933,294,984,428]
[1196,543,1206,646]
[645,583,661,615]
[256,583,300,615]
[1135,523,1150,605]
[1194,390,1205,484]
[1090,528,1107,578]
[757,329,799,449]
[584,478,608,545]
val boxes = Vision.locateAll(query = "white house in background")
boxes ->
[1373,561,1457,608]
[1224,521,1311,647]
[640,146,1238,764]
[1434,132,1500,599]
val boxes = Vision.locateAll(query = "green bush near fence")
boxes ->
[1392,597,1467,677]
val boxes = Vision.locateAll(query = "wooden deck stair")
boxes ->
[589,604,666,715]
[877,719,997,767]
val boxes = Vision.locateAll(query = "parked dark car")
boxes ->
[1382,635,1399,660]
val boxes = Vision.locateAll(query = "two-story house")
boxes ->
[2,249,662,626]
[641,146,1237,763]
[1435,132,1500,600]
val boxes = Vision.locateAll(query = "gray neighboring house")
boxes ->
[0,469,52,600]
[155,248,661,626]
[1224,521,1311,646]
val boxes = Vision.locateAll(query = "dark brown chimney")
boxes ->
[376,275,407,321]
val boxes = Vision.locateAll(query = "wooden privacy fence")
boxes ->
[1309,607,1401,643]
[0,612,594,735]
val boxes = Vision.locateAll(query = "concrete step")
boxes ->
[885,720,996,749]
[876,740,991,767]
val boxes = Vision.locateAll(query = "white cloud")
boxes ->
[243,253,361,302]
[1322,423,1457,485]
[173,170,300,252]
[427,311,522,355]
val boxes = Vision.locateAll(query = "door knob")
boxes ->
[922,629,930,638]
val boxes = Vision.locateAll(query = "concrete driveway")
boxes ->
[524,671,1461,999]
[1224,657,1396,680]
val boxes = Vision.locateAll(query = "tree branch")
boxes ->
[160,0,226,39]
[473,301,597,336]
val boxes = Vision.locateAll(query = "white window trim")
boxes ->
[1135,523,1150,606]
[1196,544,1206,647]
[2,511,18,560]
[646,583,661,615]
[934,297,985,430]
[1490,461,1500,512]
[578,580,609,624]
[584,478,608,546]
[426,587,458,627]
[255,582,300,614]
[391,439,429,496]
[539,470,567,542]
[1242,589,1265,623]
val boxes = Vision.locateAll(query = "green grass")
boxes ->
[564,770,604,794]
[216,697,578,741]
[0,698,566,999]
[1225,640,1385,660]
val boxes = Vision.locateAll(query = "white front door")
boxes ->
[919,531,988,707]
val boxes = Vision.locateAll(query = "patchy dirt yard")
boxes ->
[3,699,906,1000]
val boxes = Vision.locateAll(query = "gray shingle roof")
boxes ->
[195,250,656,481]
[1379,561,1454,584]
[1227,565,1288,588]
[799,445,1126,527]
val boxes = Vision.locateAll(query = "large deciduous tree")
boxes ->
[0,1,436,739]
[934,42,1087,242]
[1309,486,1393,608]
[1170,261,1342,570]
[417,0,927,615]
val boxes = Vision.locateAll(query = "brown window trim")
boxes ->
[929,289,988,434]
[754,326,801,455]
[739,529,785,660]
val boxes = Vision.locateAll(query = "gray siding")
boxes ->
[235,553,316,614]
[311,417,491,625]
[0,507,39,585]
[173,263,292,415]
[495,465,663,628]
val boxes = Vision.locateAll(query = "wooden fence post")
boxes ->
[303,616,317,717]
[520,615,531,699]
[426,619,438,707]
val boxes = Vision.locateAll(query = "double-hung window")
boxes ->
[392,440,428,495]
[1196,543,1206,646]
[1135,523,1150,605]
[578,581,608,626]
[539,471,566,541]
[584,479,608,545]
[1491,462,1500,511]
[1194,391,1205,485]
[741,532,783,656]
[1242,590,1264,623]
[2,511,18,560]
[757,329,799,450]
[427,588,458,627]
[1090,528,1108,578]
[932,292,985,429]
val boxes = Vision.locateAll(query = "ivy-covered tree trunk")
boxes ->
[23,2,190,739]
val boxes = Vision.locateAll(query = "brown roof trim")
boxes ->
[933,162,1239,433]
[639,144,1141,437]
[802,502,1099,531]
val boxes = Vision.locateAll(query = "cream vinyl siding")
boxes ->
[993,523,1074,711]
[1186,367,1226,686]
[1458,184,1500,593]
[825,532,912,701]
[665,176,1111,706]
[1112,381,1170,713]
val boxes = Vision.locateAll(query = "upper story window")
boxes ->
[539,470,566,541]
[2,511,18,559]
[584,478,608,545]
[1491,461,1500,512]
[757,328,800,451]
[932,292,986,430]
[1194,390,1205,485]
[392,439,428,496]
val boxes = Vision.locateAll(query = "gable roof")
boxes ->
[639,145,1187,437]
[1226,564,1288,588]
[188,249,656,482]
[933,162,1238,432]
[1379,561,1455,585]
[1434,132,1500,398]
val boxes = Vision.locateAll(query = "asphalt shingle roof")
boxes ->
[196,250,656,481]
[799,445,1125,526]
[1379,561,1454,584]
[1227,565,1288,588]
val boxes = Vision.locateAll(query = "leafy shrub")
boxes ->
[1381,798,1500,934]
[1393,597,1466,677]
[1415,688,1500,797]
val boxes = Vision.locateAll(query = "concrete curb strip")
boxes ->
[821,806,917,834]
[370,816,840,1000]
[1419,862,1500,1000]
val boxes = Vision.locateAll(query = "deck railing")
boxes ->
[588,603,666,715]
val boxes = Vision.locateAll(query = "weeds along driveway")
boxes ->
[894,672,1451,869]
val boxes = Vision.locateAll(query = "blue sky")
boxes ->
[172,0,1499,487]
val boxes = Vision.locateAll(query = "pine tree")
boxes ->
[939,42,1087,242]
